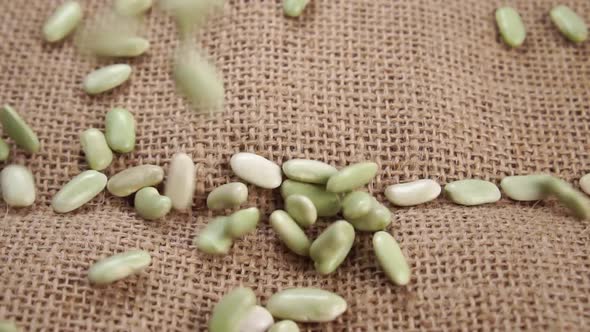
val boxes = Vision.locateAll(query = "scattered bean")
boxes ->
[114,0,153,16]
[326,162,378,193]
[107,165,164,197]
[88,250,151,285]
[159,0,225,37]
[93,36,150,57]
[373,231,411,286]
[266,288,347,323]
[1,165,35,207]
[207,182,248,210]
[80,129,113,171]
[269,320,300,332]
[385,179,441,206]
[0,321,18,332]
[0,138,9,161]
[76,12,147,58]
[444,179,501,206]
[209,287,256,332]
[495,7,526,47]
[281,180,341,216]
[238,305,274,332]
[544,177,590,219]
[230,152,282,189]
[42,1,83,42]
[226,207,260,239]
[270,210,311,256]
[105,108,136,153]
[194,217,233,254]
[164,152,196,211]
[550,5,588,43]
[83,64,132,95]
[281,159,337,184]
[173,46,224,111]
[0,105,40,153]
[134,187,172,220]
[283,0,310,18]
[52,170,107,213]
[285,194,317,228]
[580,173,590,196]
[347,198,391,232]
[341,191,373,219]
[309,220,355,275]
[500,174,551,201]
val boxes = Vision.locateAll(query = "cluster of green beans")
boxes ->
[496,5,588,48]
[201,153,413,280]
[197,152,590,329]
[194,153,410,329]
[51,108,167,219]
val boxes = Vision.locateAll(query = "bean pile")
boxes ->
[196,153,590,330]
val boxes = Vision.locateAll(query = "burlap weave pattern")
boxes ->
[1,0,589,330]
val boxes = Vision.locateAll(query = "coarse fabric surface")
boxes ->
[0,0,589,331]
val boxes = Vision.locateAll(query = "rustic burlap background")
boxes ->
[1,0,589,331]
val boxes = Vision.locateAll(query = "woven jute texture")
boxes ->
[1,0,590,331]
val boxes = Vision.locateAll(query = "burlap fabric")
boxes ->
[1,0,589,330]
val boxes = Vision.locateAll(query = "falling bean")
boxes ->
[88,250,151,285]
[0,105,40,154]
[209,287,257,332]
[42,1,83,42]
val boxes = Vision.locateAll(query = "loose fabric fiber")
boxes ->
[1,0,589,331]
